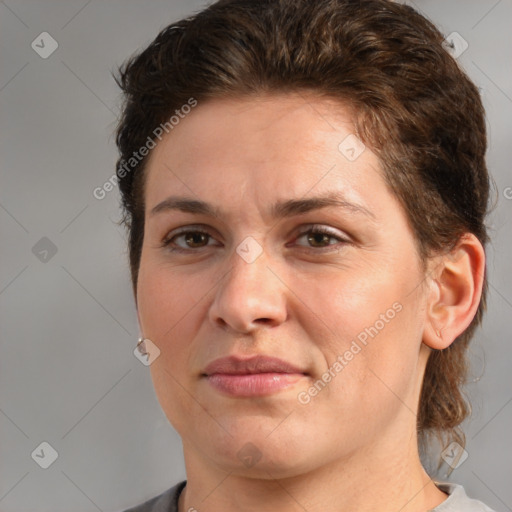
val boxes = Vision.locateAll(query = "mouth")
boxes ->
[201,355,309,397]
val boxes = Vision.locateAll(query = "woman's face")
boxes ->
[136,93,432,477]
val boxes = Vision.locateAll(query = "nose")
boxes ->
[208,245,288,333]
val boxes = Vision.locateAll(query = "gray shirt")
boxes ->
[121,480,496,512]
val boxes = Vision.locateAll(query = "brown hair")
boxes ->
[114,0,490,471]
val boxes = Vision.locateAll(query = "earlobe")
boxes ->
[423,234,486,350]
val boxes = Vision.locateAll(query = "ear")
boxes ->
[423,233,486,350]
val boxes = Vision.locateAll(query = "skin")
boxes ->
[135,92,485,512]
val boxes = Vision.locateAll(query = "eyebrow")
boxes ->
[150,193,376,221]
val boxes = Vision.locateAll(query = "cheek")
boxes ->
[136,262,210,431]
[137,259,200,336]
[136,261,206,382]
[303,255,418,345]
[297,256,425,405]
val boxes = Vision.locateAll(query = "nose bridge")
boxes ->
[209,240,287,332]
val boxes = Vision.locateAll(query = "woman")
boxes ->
[115,0,496,510]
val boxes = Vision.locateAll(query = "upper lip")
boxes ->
[202,355,307,376]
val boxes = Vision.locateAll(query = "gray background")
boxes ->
[0,1,511,511]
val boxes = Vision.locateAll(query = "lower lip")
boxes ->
[205,373,305,397]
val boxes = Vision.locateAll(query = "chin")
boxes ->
[201,426,316,477]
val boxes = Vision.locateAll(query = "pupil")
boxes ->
[187,232,207,247]
[309,232,328,246]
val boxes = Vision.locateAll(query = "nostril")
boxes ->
[216,318,229,329]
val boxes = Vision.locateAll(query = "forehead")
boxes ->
[142,93,390,220]
[150,93,358,165]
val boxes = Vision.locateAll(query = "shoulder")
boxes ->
[119,479,497,512]
[432,481,497,512]
[120,480,186,512]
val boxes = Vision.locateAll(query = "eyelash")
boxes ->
[161,225,350,254]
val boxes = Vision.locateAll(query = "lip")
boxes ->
[202,355,308,397]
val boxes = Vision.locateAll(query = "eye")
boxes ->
[161,224,350,254]
[161,227,220,252]
[293,225,350,251]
